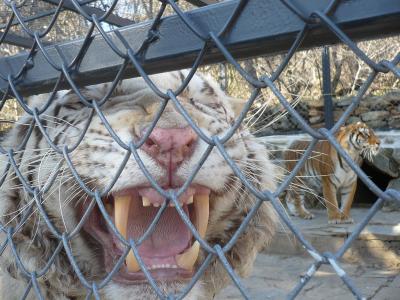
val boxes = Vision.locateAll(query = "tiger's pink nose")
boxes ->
[141,127,197,172]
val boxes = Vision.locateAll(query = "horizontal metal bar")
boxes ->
[185,0,220,7]
[1,32,51,48]
[0,0,399,97]
[42,0,134,27]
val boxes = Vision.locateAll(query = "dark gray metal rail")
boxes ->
[1,32,50,48]
[0,0,399,97]
[185,0,220,7]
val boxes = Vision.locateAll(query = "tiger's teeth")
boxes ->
[175,241,200,271]
[126,250,141,272]
[169,200,184,207]
[142,197,151,207]
[194,195,209,238]
[114,196,140,272]
[114,196,131,238]
[175,194,208,271]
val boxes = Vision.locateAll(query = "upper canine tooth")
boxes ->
[187,196,194,205]
[114,196,131,238]
[194,195,209,238]
[175,241,200,271]
[114,196,141,273]
[142,197,151,207]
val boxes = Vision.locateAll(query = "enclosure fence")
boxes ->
[0,0,399,299]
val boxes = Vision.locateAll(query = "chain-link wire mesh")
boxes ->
[0,0,399,299]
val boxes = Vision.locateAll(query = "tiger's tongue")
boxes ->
[114,194,192,272]
[127,200,191,257]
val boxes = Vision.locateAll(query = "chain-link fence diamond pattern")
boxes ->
[0,0,399,299]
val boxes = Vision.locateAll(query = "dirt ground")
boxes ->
[216,253,399,300]
[217,208,400,300]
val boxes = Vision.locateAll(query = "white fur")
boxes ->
[0,71,277,299]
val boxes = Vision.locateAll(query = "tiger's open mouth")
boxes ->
[82,185,210,284]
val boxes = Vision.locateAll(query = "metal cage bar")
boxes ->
[0,0,399,97]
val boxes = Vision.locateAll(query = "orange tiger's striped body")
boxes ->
[284,122,380,224]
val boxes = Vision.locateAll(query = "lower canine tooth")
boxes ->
[126,250,141,272]
[176,241,200,271]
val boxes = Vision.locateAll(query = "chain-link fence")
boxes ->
[0,0,399,299]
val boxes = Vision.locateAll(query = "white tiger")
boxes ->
[0,71,277,299]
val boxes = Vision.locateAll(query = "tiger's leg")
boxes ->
[298,194,314,219]
[285,190,299,216]
[339,181,357,224]
[286,190,314,219]
[322,177,341,224]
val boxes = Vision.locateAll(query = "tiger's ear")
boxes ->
[229,97,247,117]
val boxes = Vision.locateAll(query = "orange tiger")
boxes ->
[284,122,380,224]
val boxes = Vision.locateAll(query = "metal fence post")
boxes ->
[322,46,334,129]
